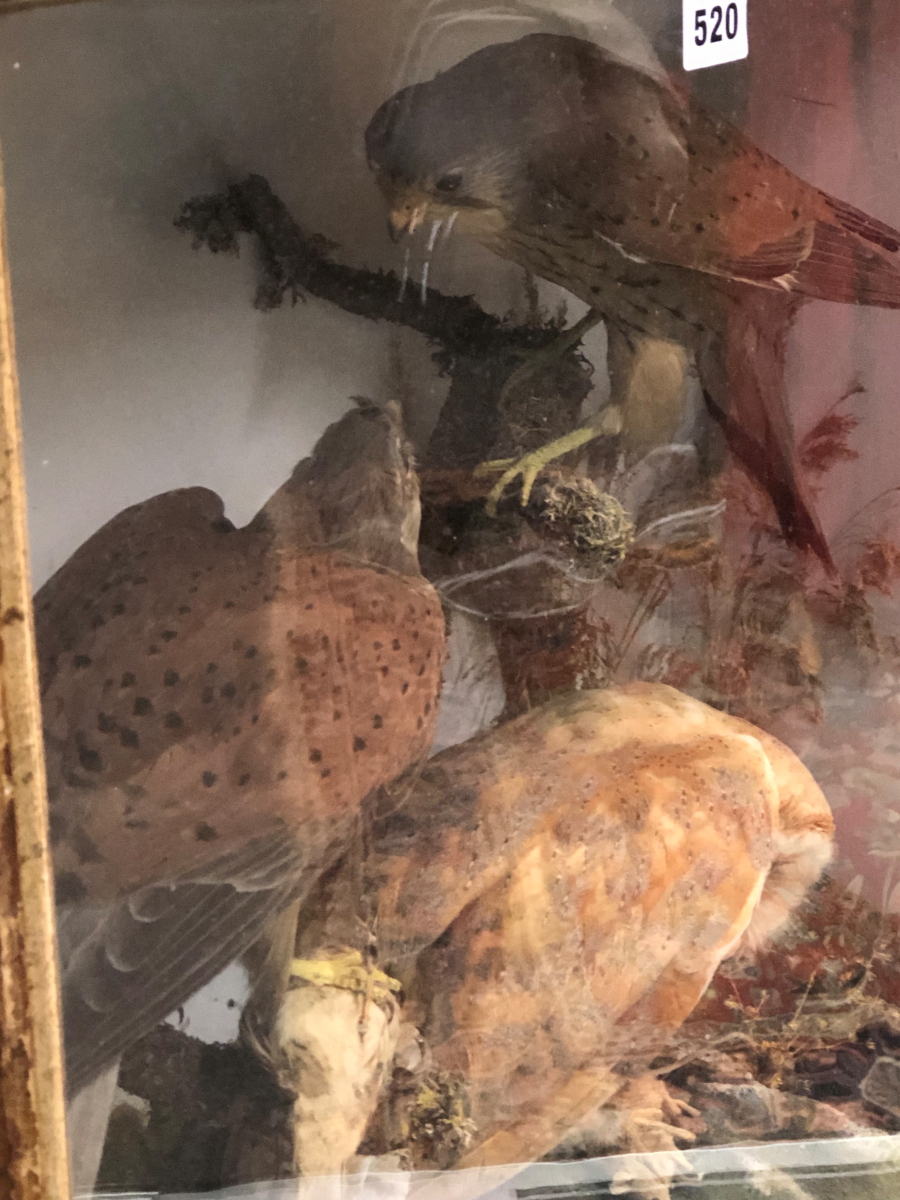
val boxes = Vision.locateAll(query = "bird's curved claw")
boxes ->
[474,408,623,517]
[630,1109,697,1145]
[474,453,548,516]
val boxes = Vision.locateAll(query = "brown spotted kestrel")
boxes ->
[42,399,445,1096]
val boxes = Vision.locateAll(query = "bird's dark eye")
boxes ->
[435,170,464,194]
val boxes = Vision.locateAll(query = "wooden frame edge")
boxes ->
[0,150,71,1200]
[0,1,97,13]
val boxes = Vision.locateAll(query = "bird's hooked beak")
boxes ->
[382,184,433,242]
[387,204,426,243]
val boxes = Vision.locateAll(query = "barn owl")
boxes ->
[258,683,832,1191]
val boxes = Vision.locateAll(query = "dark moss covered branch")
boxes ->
[175,174,592,470]
[175,174,547,362]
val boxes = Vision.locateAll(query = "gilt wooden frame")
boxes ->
[0,151,70,1200]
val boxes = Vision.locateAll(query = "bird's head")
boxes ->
[365,34,687,253]
[259,400,423,575]
[301,399,422,569]
[365,35,593,243]
[366,85,521,244]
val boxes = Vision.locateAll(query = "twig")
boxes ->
[177,175,516,352]
[175,174,592,469]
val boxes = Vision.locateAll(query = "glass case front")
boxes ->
[4,1,900,1196]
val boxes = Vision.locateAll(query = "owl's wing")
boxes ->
[62,828,305,1095]
[388,685,832,1170]
[559,45,900,306]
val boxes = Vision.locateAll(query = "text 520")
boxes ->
[694,4,740,45]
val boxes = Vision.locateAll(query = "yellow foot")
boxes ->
[289,949,401,1005]
[475,407,623,516]
[615,1078,700,1151]
[630,1106,697,1147]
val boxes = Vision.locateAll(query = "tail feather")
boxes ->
[703,289,834,571]
[704,389,833,568]
[823,194,900,255]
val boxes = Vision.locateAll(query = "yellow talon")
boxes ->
[473,456,519,476]
[474,407,623,517]
[289,949,402,1004]
[475,454,548,515]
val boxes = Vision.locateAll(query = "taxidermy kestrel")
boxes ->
[261,683,833,1181]
[40,399,445,1098]
[366,33,900,566]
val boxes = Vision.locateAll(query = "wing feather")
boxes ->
[36,488,231,693]
[791,218,900,308]
[63,830,307,1094]
[556,41,900,306]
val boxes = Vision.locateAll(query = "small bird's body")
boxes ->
[42,401,445,1098]
[366,33,900,563]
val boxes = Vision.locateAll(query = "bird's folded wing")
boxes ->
[63,828,306,1096]
[36,486,232,689]
[722,194,900,307]
[788,212,900,308]
[569,52,900,306]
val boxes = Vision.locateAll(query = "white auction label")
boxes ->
[683,0,748,71]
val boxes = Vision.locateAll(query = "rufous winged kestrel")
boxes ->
[366,33,900,567]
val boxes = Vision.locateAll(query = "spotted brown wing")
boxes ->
[43,402,445,1092]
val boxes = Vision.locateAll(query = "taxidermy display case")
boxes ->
[3,1,900,1197]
